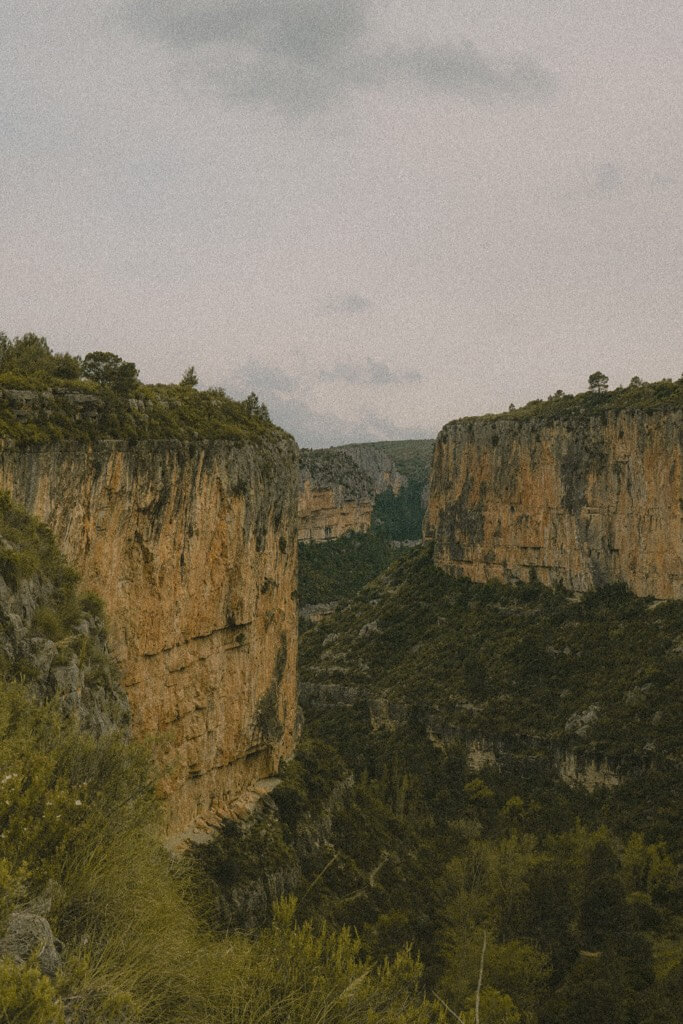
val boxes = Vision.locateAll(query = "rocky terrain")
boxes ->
[0,391,300,841]
[298,449,375,541]
[426,407,682,599]
[298,439,433,543]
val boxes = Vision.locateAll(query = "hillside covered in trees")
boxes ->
[199,547,682,1024]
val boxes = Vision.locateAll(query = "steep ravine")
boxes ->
[298,441,433,544]
[426,408,682,599]
[0,435,299,840]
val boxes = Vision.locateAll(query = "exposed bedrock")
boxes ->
[0,437,299,839]
[425,409,682,599]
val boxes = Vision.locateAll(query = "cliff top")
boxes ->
[317,438,435,485]
[443,376,683,432]
[299,448,375,500]
[0,333,290,446]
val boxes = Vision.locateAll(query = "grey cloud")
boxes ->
[126,1,552,112]
[369,42,552,98]
[263,392,413,447]
[591,162,624,194]
[321,357,421,386]
[325,292,373,315]
[238,362,296,394]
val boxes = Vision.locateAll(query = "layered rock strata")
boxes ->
[298,450,375,542]
[425,408,682,599]
[0,436,299,838]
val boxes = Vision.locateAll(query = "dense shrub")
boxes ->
[0,680,447,1023]
[0,332,288,445]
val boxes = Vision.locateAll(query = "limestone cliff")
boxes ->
[298,440,433,543]
[425,407,682,599]
[0,434,299,840]
[334,444,407,497]
[298,450,375,542]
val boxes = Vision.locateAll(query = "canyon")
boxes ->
[298,449,376,542]
[298,440,432,543]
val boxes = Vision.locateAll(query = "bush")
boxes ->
[0,960,65,1024]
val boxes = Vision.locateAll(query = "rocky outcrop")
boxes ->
[425,408,682,599]
[334,444,407,497]
[297,442,434,543]
[0,570,128,737]
[0,436,299,840]
[298,450,375,542]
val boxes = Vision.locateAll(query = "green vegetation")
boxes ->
[588,370,609,393]
[199,547,682,1023]
[0,332,284,445]
[0,333,82,381]
[1,682,451,1022]
[461,375,683,426]
[0,499,445,1023]
[81,350,139,392]
[372,480,425,540]
[299,531,396,604]
[0,494,121,720]
[301,548,682,847]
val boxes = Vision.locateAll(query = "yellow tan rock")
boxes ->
[297,479,373,542]
[0,437,299,839]
[425,409,682,599]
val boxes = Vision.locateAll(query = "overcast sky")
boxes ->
[1,1,681,446]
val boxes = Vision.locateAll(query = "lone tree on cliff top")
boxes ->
[180,366,198,388]
[588,371,609,393]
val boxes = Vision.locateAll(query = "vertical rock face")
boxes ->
[334,445,407,497]
[0,437,299,839]
[298,450,375,542]
[425,409,682,599]
[297,442,434,543]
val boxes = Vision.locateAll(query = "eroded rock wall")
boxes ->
[0,437,299,840]
[298,449,375,542]
[334,445,406,497]
[298,479,374,542]
[425,409,682,599]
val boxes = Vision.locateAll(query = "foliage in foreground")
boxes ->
[0,680,445,1023]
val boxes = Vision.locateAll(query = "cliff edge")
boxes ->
[0,386,299,840]
[425,400,682,599]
